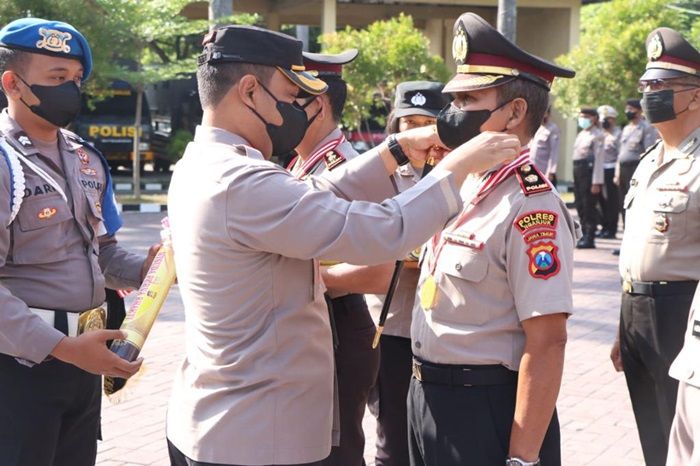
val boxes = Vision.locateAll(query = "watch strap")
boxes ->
[387,134,410,166]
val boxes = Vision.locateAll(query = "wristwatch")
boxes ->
[506,457,540,466]
[386,134,410,166]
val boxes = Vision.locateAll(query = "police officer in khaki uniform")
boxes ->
[0,18,148,466]
[572,107,604,248]
[528,106,560,184]
[408,13,576,466]
[292,49,379,466]
[616,98,658,221]
[611,27,700,466]
[597,105,621,239]
[667,284,700,465]
[322,81,449,466]
[165,25,519,466]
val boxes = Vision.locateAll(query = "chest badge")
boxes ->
[76,147,90,165]
[654,213,670,233]
[38,207,57,220]
[81,167,97,176]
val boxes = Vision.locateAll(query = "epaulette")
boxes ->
[514,163,551,196]
[639,139,661,160]
[323,150,346,171]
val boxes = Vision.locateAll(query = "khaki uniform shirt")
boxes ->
[619,128,700,282]
[573,126,605,185]
[411,162,576,370]
[602,127,621,167]
[529,121,560,176]
[165,125,461,465]
[669,285,700,388]
[0,110,143,363]
[367,163,422,338]
[618,118,658,164]
[289,128,357,178]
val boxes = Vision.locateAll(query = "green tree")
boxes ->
[320,14,450,133]
[553,0,693,118]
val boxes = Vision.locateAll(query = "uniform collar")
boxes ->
[0,109,40,156]
[194,125,264,160]
[674,126,700,159]
[397,162,420,180]
[309,127,344,156]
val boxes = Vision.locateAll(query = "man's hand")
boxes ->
[140,243,161,282]
[51,330,143,378]
[610,338,624,372]
[591,184,602,195]
[439,131,520,187]
[394,125,450,167]
[613,176,619,186]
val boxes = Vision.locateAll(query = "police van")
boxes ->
[73,80,160,173]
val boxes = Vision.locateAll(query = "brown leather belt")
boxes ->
[412,358,517,387]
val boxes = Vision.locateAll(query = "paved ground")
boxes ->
[97,212,645,466]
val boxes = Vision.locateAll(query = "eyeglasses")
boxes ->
[637,79,699,93]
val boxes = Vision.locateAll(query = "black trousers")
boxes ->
[599,167,619,234]
[408,369,560,466]
[368,335,413,466]
[0,353,101,466]
[619,291,693,466]
[168,440,323,466]
[573,160,598,236]
[320,294,380,466]
[618,160,640,227]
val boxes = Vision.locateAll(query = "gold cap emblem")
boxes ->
[452,26,468,65]
[647,33,663,61]
[36,28,72,54]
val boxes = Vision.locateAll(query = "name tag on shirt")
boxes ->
[443,232,484,250]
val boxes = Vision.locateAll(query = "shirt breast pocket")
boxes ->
[12,194,73,264]
[435,247,490,325]
[650,191,689,242]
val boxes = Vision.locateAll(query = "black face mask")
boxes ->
[602,120,611,129]
[436,100,511,149]
[641,88,696,124]
[625,110,638,121]
[17,75,82,127]
[246,82,310,157]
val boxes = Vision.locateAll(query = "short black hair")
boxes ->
[196,62,274,109]
[626,98,641,110]
[495,79,550,138]
[0,47,30,93]
[322,76,347,123]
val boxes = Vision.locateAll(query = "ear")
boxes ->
[1,71,22,99]
[505,97,528,131]
[688,87,700,111]
[237,74,258,108]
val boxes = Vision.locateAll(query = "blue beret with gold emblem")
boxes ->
[0,18,93,80]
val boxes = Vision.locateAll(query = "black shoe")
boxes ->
[612,249,620,256]
[599,230,617,239]
[576,236,596,249]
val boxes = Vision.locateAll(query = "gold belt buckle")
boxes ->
[412,360,423,382]
[78,306,106,335]
[623,280,633,294]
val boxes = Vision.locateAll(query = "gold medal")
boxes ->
[420,274,438,310]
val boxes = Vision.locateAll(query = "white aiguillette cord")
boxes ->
[2,138,68,203]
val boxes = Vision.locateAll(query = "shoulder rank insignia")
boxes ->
[515,163,551,196]
[13,131,33,149]
[324,150,346,171]
[76,147,90,165]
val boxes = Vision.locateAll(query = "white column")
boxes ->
[321,0,337,37]
[209,0,232,30]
